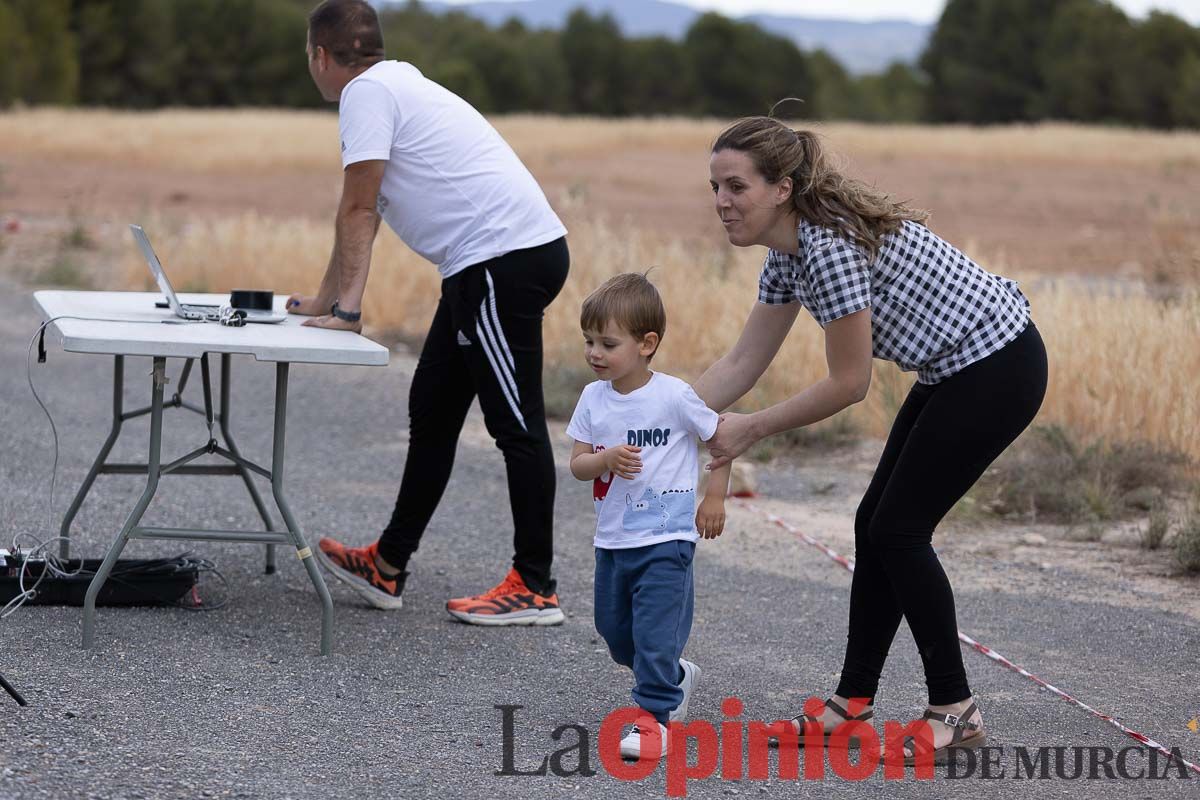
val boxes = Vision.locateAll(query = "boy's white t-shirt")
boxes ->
[566,372,719,550]
[338,61,567,278]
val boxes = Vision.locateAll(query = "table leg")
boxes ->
[59,355,125,560]
[217,354,278,574]
[270,362,334,656]
[82,357,166,649]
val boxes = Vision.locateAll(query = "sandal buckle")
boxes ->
[944,713,961,728]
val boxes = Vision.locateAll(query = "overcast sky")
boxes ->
[674,0,1200,24]
[442,0,1200,25]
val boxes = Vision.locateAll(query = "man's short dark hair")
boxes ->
[308,0,385,68]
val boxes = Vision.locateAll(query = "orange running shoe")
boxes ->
[316,537,407,610]
[445,567,564,626]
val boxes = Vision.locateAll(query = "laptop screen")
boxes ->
[129,224,183,313]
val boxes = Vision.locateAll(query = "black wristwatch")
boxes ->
[330,301,362,323]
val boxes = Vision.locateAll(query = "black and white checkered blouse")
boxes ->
[759,219,1031,384]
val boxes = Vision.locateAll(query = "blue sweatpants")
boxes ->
[594,539,695,724]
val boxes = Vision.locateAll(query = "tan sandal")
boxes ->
[774,697,875,750]
[901,702,987,765]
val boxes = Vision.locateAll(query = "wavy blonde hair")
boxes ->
[713,116,929,262]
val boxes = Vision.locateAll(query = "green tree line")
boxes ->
[1,0,1198,127]
[923,0,1200,128]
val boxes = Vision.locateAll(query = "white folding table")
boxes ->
[33,291,389,655]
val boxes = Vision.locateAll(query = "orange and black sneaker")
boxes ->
[445,567,564,626]
[315,537,407,610]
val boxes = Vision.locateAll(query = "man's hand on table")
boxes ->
[301,314,363,334]
[286,294,331,316]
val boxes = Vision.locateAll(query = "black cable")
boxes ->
[0,670,26,706]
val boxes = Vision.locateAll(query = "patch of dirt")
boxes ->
[4,145,1199,282]
[0,158,341,223]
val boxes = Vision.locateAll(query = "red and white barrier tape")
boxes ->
[733,497,1200,777]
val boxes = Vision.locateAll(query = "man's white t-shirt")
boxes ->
[566,372,719,550]
[338,61,567,278]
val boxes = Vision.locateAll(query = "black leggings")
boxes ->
[377,238,569,595]
[835,322,1048,706]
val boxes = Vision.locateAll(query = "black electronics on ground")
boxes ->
[0,553,199,607]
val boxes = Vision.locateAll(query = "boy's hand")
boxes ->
[696,496,726,539]
[603,445,642,480]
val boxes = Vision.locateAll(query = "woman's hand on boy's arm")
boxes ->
[705,413,761,470]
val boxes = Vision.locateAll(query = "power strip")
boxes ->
[0,549,201,608]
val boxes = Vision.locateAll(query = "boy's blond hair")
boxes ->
[580,272,666,359]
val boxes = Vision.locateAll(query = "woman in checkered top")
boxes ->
[693,116,1048,763]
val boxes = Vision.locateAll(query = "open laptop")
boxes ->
[129,224,287,324]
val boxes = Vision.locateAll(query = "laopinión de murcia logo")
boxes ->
[493,700,1198,795]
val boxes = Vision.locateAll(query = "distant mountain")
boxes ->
[410,0,932,74]
[423,0,697,37]
[745,14,930,74]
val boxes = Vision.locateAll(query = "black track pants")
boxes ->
[377,237,569,595]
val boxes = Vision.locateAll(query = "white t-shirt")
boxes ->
[338,61,567,278]
[566,372,720,550]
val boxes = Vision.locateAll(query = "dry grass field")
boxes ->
[2,109,1198,470]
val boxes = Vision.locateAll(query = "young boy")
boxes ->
[566,273,732,760]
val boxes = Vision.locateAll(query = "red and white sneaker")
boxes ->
[619,722,669,760]
[445,567,564,626]
[315,537,407,610]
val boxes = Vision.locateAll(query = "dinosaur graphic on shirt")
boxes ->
[622,486,695,533]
